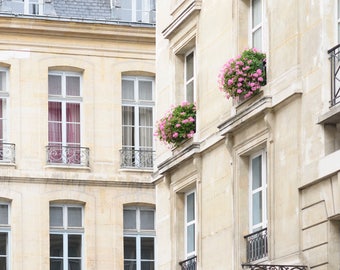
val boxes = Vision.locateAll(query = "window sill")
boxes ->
[119,167,153,173]
[318,103,340,125]
[0,162,16,167]
[45,164,90,171]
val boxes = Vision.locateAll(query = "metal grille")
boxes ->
[242,264,308,270]
[179,256,197,270]
[120,148,154,169]
[0,143,15,163]
[244,228,268,263]
[46,145,89,167]
[328,44,340,107]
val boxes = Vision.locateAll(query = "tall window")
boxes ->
[185,190,196,258]
[49,204,84,270]
[0,203,10,270]
[250,0,263,51]
[249,151,267,232]
[10,0,44,15]
[123,206,155,270]
[185,51,195,104]
[111,0,156,23]
[338,0,340,43]
[121,76,154,169]
[48,71,82,165]
[0,68,8,146]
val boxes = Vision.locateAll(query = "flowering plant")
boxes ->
[155,101,196,147]
[218,48,266,99]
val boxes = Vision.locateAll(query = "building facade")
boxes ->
[154,0,340,270]
[0,1,156,269]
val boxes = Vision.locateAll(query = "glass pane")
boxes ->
[66,103,80,122]
[68,259,81,270]
[50,234,63,257]
[50,206,63,227]
[123,126,134,147]
[68,235,82,257]
[139,127,152,148]
[139,107,153,126]
[252,0,262,27]
[0,72,6,92]
[122,107,135,125]
[0,205,8,225]
[338,22,340,44]
[186,52,194,81]
[48,75,62,95]
[68,207,82,227]
[124,237,136,259]
[187,223,195,254]
[0,232,7,255]
[252,155,262,190]
[48,102,62,121]
[186,81,194,104]
[141,237,154,259]
[50,259,63,270]
[252,28,262,51]
[123,209,136,230]
[186,192,195,222]
[0,257,6,270]
[140,210,154,230]
[252,192,262,226]
[141,261,154,270]
[66,76,80,97]
[122,80,135,100]
[338,0,340,19]
[124,261,136,270]
[138,81,153,101]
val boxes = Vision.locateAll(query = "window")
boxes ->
[121,76,154,169]
[185,190,196,258]
[250,0,263,51]
[338,0,340,43]
[0,68,8,145]
[0,203,10,270]
[111,0,156,24]
[48,71,84,165]
[123,206,155,270]
[185,51,195,104]
[9,0,43,15]
[49,204,83,270]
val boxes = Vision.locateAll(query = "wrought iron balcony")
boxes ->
[244,228,268,263]
[0,143,15,163]
[179,256,197,270]
[120,148,154,169]
[46,145,89,167]
[328,44,340,107]
[242,264,308,270]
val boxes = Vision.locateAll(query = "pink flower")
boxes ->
[258,77,264,82]
[182,119,189,124]
[237,89,243,94]
[238,77,244,82]
[188,117,195,122]
[256,69,262,75]
[175,123,181,128]
[172,132,179,138]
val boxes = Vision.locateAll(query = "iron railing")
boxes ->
[120,148,154,169]
[46,145,89,167]
[244,228,268,263]
[242,264,308,270]
[328,44,340,107]
[179,256,197,270]
[0,143,15,163]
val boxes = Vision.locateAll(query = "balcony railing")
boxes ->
[0,143,15,163]
[244,228,268,263]
[46,145,89,167]
[179,256,197,270]
[328,44,340,107]
[120,148,154,169]
[242,264,308,270]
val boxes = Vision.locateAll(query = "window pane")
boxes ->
[338,0,340,19]
[123,107,135,125]
[0,205,8,225]
[124,261,136,270]
[122,80,135,100]
[141,261,154,270]
[66,76,80,97]
[139,127,152,148]
[50,206,63,227]
[50,259,63,270]
[186,81,194,104]
[138,81,153,101]
[50,234,63,257]
[186,52,194,81]
[252,155,262,190]
[123,209,136,230]
[139,107,153,126]
[68,207,82,227]
[124,237,136,259]
[68,235,82,257]
[186,192,195,222]
[141,237,154,259]
[0,72,6,92]
[0,232,7,256]
[252,0,262,27]
[187,223,195,254]
[66,103,80,122]
[123,127,134,147]
[48,102,62,121]
[68,259,81,270]
[48,75,62,95]
[0,257,6,270]
[252,28,262,51]
[252,192,262,227]
[140,210,154,230]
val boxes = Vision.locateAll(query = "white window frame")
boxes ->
[112,0,155,23]
[184,50,196,104]
[12,0,44,15]
[0,202,11,270]
[337,0,340,43]
[185,190,196,258]
[49,204,84,270]
[250,0,264,51]
[0,68,9,144]
[123,206,155,270]
[249,150,267,232]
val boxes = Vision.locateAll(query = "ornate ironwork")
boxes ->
[179,256,197,270]
[328,44,340,106]
[46,145,89,167]
[242,264,308,270]
[0,143,15,163]
[244,228,268,262]
[120,148,154,169]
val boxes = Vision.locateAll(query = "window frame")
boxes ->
[250,0,264,51]
[11,0,44,15]
[337,0,340,43]
[0,67,9,144]
[184,49,196,104]
[49,204,84,270]
[0,202,10,270]
[112,0,156,23]
[185,190,196,258]
[248,150,267,233]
